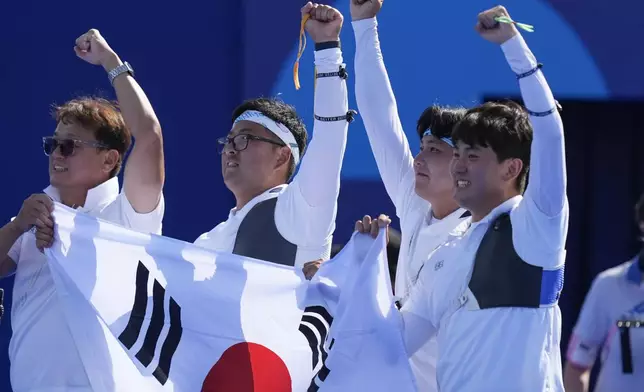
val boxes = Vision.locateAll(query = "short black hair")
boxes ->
[231,97,308,180]
[635,193,644,225]
[416,105,467,140]
[452,100,533,192]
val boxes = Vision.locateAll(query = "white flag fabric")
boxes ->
[304,233,417,392]
[45,203,416,391]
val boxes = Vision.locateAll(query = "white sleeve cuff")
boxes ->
[501,34,538,74]
[314,47,343,69]
[351,17,377,34]
[119,192,165,235]
[294,242,332,270]
[566,333,598,369]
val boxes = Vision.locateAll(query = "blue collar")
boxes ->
[626,256,642,284]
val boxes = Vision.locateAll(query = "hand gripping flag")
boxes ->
[45,203,416,391]
[46,203,313,392]
[301,231,418,392]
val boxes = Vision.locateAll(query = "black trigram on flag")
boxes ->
[118,261,183,385]
[298,305,334,392]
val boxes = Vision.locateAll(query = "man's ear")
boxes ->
[102,149,120,174]
[274,146,291,169]
[501,157,523,184]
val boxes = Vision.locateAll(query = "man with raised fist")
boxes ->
[0,29,165,390]
[400,5,567,391]
[349,1,469,390]
[194,3,354,279]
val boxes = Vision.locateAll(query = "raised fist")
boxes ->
[301,2,344,43]
[74,29,118,67]
[350,0,383,21]
[475,5,519,45]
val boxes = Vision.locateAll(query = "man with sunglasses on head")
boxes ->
[0,29,165,391]
[194,2,352,277]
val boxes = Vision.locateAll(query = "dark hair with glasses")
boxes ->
[230,98,308,180]
[51,97,132,177]
[217,134,286,154]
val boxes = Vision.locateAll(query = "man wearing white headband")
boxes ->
[194,2,354,275]
[350,1,469,390]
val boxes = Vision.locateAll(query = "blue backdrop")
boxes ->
[1,0,642,389]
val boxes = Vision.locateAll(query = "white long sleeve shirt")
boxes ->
[195,48,349,268]
[402,33,569,392]
[353,17,468,392]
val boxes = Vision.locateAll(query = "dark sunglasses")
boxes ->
[42,137,109,157]
[216,134,285,154]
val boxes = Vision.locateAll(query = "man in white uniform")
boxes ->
[0,30,165,391]
[349,1,469,389]
[195,2,353,275]
[401,6,568,391]
[564,195,644,392]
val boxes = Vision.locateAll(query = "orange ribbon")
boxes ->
[293,14,310,90]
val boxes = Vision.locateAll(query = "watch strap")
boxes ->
[107,62,134,85]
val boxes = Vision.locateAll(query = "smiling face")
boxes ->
[47,121,119,191]
[413,135,455,203]
[450,141,523,221]
[449,101,533,221]
[220,120,290,201]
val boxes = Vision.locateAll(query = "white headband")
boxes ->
[233,110,300,166]
[423,128,454,147]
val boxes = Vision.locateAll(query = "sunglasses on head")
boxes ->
[42,136,109,157]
